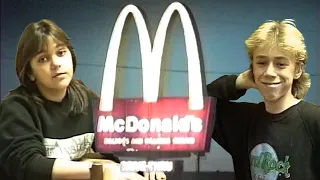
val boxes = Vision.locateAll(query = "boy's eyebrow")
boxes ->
[254,55,267,59]
[274,56,289,61]
[254,55,289,60]
[56,43,66,48]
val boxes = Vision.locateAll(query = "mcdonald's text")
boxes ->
[94,97,214,152]
[97,115,203,133]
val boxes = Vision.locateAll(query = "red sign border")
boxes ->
[92,97,216,153]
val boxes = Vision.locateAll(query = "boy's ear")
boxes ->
[249,64,255,82]
[294,62,303,79]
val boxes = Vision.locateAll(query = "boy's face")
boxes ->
[252,46,301,102]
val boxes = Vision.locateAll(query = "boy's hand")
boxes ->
[235,70,256,90]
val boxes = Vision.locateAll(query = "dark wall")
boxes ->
[1,0,319,178]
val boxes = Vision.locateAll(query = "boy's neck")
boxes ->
[264,93,301,114]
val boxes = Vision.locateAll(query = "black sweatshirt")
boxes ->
[207,75,320,180]
[0,86,118,180]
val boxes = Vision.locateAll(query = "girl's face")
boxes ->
[29,37,74,99]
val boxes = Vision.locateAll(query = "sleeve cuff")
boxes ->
[28,155,56,180]
[227,75,247,100]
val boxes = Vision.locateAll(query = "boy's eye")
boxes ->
[256,61,266,65]
[57,49,66,56]
[278,63,288,67]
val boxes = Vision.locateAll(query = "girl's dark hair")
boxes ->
[15,19,97,115]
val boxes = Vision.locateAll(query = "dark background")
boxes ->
[1,0,319,179]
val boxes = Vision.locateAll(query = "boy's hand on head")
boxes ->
[236,70,256,90]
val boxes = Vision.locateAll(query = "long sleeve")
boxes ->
[207,75,247,100]
[206,75,257,155]
[0,96,55,180]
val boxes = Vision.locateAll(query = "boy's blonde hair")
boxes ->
[245,19,311,99]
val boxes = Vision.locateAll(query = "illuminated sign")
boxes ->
[94,2,215,152]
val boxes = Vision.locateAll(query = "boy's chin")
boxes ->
[261,93,282,102]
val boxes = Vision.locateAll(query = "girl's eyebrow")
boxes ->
[35,43,66,56]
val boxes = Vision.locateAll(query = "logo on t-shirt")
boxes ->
[250,143,291,180]
[43,133,94,160]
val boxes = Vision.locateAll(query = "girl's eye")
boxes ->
[38,57,47,63]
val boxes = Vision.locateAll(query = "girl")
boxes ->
[0,19,166,180]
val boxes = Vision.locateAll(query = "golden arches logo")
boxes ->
[99,2,204,112]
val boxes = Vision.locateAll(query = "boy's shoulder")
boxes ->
[297,100,320,149]
[298,100,320,119]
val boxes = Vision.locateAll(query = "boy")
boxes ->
[207,19,319,180]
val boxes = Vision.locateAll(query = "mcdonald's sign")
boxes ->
[93,2,215,153]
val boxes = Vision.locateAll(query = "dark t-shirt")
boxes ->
[207,75,320,180]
